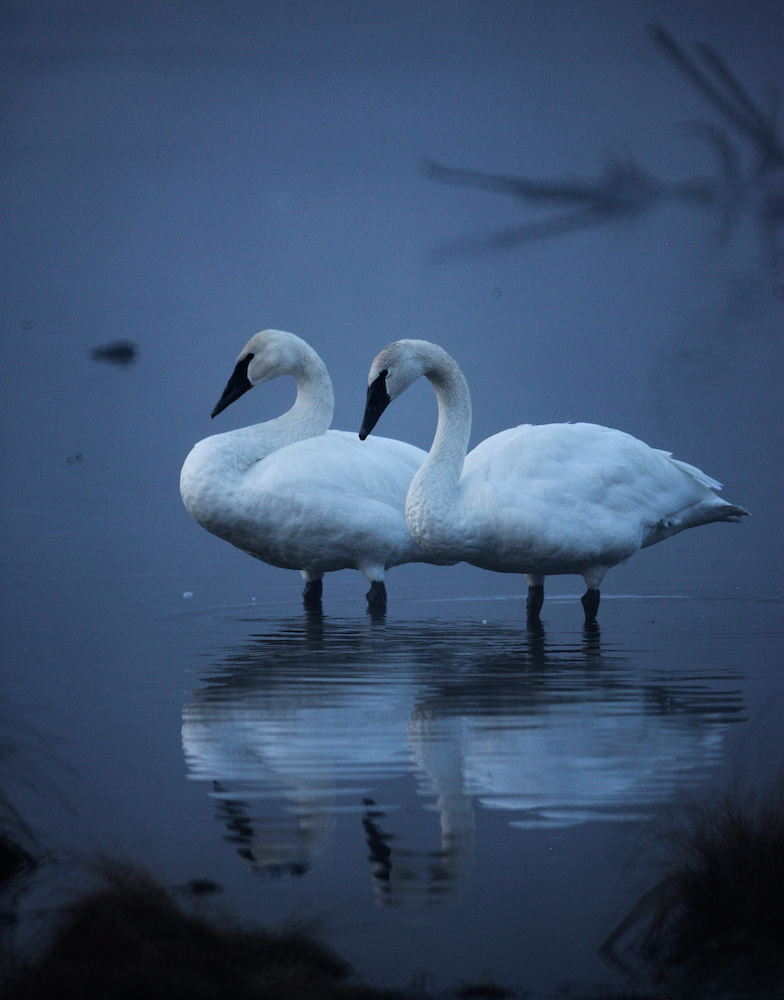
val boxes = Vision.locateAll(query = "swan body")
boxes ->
[180,330,447,606]
[359,339,748,621]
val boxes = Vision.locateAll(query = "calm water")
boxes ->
[4,572,782,995]
[2,3,783,995]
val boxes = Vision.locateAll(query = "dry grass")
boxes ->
[602,780,784,994]
[2,861,402,1000]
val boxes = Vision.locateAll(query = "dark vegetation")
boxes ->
[1,861,403,1000]
[602,779,784,996]
[2,782,783,999]
[0,729,43,973]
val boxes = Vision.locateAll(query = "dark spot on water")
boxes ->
[89,341,139,366]
[66,453,83,466]
[182,878,221,897]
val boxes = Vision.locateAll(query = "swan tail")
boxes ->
[658,452,750,523]
[642,498,749,547]
[661,452,723,490]
[712,502,750,523]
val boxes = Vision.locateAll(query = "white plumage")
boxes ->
[360,339,748,620]
[180,330,449,606]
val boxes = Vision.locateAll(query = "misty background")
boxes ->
[2,0,781,611]
[1,3,783,995]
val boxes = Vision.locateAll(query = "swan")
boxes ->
[359,339,748,622]
[180,329,449,607]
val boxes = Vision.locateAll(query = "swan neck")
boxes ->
[282,350,335,439]
[198,350,334,475]
[426,349,472,488]
[181,342,334,531]
[405,346,472,551]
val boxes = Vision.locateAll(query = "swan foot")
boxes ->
[302,579,323,604]
[366,580,387,609]
[581,588,600,622]
[526,584,544,619]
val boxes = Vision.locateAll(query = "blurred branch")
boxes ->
[648,24,784,169]
[422,153,711,258]
[422,24,783,290]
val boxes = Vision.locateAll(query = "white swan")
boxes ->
[359,339,748,621]
[180,329,449,607]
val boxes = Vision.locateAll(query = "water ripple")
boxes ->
[182,606,746,903]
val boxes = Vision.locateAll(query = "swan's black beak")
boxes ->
[359,370,390,440]
[211,354,254,418]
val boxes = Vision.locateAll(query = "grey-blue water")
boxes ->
[4,578,782,994]
[2,2,783,996]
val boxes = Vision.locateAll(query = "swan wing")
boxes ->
[222,431,446,573]
[458,423,739,571]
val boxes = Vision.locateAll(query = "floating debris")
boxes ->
[177,877,221,898]
[89,341,139,367]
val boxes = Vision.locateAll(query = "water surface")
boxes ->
[5,581,780,995]
[2,2,783,995]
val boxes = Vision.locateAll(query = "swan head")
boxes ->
[211,329,313,418]
[359,340,431,439]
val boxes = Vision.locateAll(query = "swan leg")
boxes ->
[581,588,600,622]
[526,586,544,619]
[525,574,544,619]
[301,571,324,605]
[366,580,387,608]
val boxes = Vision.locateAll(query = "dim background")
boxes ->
[1,2,782,996]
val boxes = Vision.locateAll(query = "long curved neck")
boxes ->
[405,344,472,549]
[181,343,335,523]
[268,349,334,448]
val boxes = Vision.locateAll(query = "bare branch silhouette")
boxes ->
[427,207,606,260]
[648,24,784,168]
[422,152,718,258]
[648,24,784,287]
[421,24,783,288]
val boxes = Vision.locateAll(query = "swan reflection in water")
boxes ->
[182,610,744,905]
